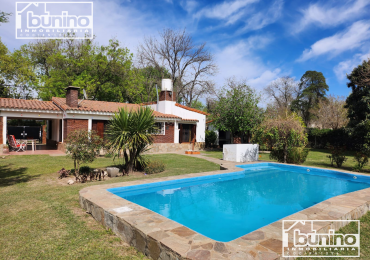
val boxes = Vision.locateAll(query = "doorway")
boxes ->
[179,124,196,143]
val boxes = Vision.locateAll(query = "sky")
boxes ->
[1,0,370,99]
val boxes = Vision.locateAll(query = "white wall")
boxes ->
[172,104,206,143]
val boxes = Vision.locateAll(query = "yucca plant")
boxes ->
[106,107,156,174]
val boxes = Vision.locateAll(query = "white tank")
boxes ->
[161,79,173,91]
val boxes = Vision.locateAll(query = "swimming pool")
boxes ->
[108,163,370,242]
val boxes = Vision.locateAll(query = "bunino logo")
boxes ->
[282,220,360,257]
[16,2,93,39]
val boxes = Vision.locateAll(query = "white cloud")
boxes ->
[180,0,198,13]
[195,0,258,24]
[295,0,370,33]
[0,0,163,54]
[334,51,370,81]
[238,0,284,32]
[214,35,282,91]
[297,20,370,62]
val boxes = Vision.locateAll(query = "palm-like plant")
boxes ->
[106,106,156,174]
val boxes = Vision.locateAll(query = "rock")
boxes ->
[67,180,75,185]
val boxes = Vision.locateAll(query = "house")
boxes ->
[0,79,208,153]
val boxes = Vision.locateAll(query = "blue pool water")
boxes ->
[108,163,370,242]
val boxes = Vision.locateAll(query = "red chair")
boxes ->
[7,135,27,152]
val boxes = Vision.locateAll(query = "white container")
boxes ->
[161,79,173,91]
[223,144,259,162]
[106,167,119,177]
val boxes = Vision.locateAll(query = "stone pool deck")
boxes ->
[79,155,370,260]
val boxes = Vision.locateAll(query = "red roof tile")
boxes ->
[0,98,61,111]
[175,103,210,116]
[52,97,180,119]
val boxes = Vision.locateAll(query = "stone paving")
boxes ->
[79,155,370,260]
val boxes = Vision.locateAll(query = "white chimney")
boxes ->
[161,79,173,91]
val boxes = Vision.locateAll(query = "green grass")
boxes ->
[201,149,370,173]
[259,149,370,173]
[201,150,223,159]
[297,212,370,259]
[0,154,219,260]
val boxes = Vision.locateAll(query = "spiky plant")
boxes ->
[106,107,156,174]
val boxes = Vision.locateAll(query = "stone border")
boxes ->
[79,159,370,260]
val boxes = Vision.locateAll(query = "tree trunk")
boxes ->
[283,145,287,163]
[126,149,136,174]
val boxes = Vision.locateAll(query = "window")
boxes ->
[153,122,165,135]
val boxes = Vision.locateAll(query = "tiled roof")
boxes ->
[140,101,157,106]
[52,97,138,113]
[175,103,210,116]
[52,97,180,119]
[0,98,61,111]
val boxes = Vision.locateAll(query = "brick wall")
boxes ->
[42,125,47,144]
[0,116,2,144]
[63,119,88,141]
[66,87,79,107]
[159,91,176,101]
[153,122,174,143]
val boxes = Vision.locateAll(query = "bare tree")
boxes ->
[138,28,217,106]
[311,95,349,129]
[264,76,299,110]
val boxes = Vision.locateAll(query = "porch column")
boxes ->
[88,118,92,132]
[2,116,7,144]
[61,119,64,143]
[174,121,179,143]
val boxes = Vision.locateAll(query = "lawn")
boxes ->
[297,212,370,259]
[202,148,370,173]
[0,154,219,260]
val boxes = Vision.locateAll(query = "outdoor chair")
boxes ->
[7,135,27,152]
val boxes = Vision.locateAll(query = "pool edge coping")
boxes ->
[79,161,370,260]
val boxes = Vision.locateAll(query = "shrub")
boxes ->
[307,128,353,149]
[144,160,165,174]
[65,130,104,183]
[255,112,307,163]
[270,147,309,164]
[353,153,369,172]
[327,145,347,168]
[205,130,217,147]
[106,107,155,174]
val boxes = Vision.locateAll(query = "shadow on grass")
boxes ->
[0,164,40,187]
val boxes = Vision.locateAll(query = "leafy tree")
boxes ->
[23,38,133,101]
[210,78,263,143]
[205,130,217,147]
[345,59,370,128]
[106,107,155,174]
[0,11,11,24]
[311,95,348,129]
[0,38,36,98]
[292,71,329,126]
[64,130,104,182]
[190,100,207,111]
[127,65,170,103]
[254,111,308,163]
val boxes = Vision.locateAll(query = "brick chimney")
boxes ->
[159,79,176,101]
[65,86,80,107]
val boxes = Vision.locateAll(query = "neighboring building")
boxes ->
[0,79,208,153]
